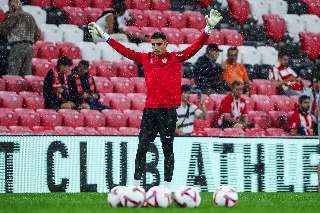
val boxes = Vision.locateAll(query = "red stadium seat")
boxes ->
[0,9,4,23]
[241,95,254,111]
[74,127,99,135]
[206,30,225,45]
[80,110,106,128]
[204,128,225,136]
[302,0,320,16]
[127,9,148,28]
[8,126,33,135]
[254,81,277,96]
[1,75,28,92]
[298,32,320,61]
[244,128,266,136]
[101,109,128,128]
[223,128,245,136]
[140,27,160,41]
[118,127,140,135]
[63,6,88,26]
[32,60,54,77]
[125,26,142,38]
[110,77,135,94]
[144,10,168,28]
[194,110,215,129]
[83,7,103,23]
[164,11,187,29]
[270,95,295,112]
[36,109,63,127]
[150,0,170,11]
[247,110,267,123]
[29,0,51,7]
[96,127,119,135]
[180,28,201,44]
[265,128,289,136]
[52,0,71,9]
[31,126,53,134]
[251,94,275,112]
[160,28,184,45]
[113,61,139,78]
[183,11,206,31]
[54,126,76,135]
[97,93,110,107]
[0,126,10,134]
[0,108,19,127]
[38,43,59,60]
[227,0,250,25]
[93,76,114,94]
[197,0,214,8]
[268,110,289,129]
[262,14,286,43]
[130,77,146,93]
[109,95,131,111]
[131,0,151,10]
[252,114,272,129]
[91,0,113,9]
[221,29,244,46]
[0,78,5,91]
[71,0,91,9]
[19,91,45,110]
[126,93,146,111]
[192,129,208,136]
[123,109,143,128]
[93,60,118,78]
[14,108,41,127]
[209,94,227,110]
[58,109,84,127]
[59,45,81,60]
[24,75,44,94]
[0,91,23,109]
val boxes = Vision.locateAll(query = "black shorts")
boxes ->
[139,108,177,142]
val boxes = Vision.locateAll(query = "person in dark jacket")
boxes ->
[43,56,75,110]
[194,44,228,94]
[68,60,110,111]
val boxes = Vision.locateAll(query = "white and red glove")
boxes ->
[204,9,223,35]
[88,22,111,42]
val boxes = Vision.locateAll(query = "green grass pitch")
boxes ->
[0,192,319,213]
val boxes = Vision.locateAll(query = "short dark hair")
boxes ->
[57,56,73,66]
[278,50,289,59]
[231,80,243,89]
[114,1,127,14]
[151,32,167,40]
[181,84,191,93]
[78,60,89,68]
[227,47,238,54]
[299,95,310,104]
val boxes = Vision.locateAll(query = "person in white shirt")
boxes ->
[95,1,145,43]
[175,85,207,136]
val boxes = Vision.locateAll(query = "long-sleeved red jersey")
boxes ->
[108,32,209,108]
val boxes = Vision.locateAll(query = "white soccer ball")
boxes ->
[213,185,238,207]
[174,185,201,208]
[120,186,146,208]
[107,186,126,208]
[145,186,172,208]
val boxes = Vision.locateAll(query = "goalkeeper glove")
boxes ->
[204,9,223,35]
[88,22,111,42]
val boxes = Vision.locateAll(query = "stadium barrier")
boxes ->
[0,135,319,193]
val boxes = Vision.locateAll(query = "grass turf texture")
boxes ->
[0,192,319,213]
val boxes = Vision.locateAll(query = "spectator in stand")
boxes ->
[221,47,250,94]
[269,51,314,112]
[43,56,75,110]
[175,84,207,136]
[68,60,110,111]
[194,44,228,94]
[0,0,39,76]
[95,1,146,43]
[288,95,314,136]
[217,80,255,130]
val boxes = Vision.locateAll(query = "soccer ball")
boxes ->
[213,185,238,207]
[145,186,172,208]
[174,185,201,208]
[120,186,146,207]
[107,186,126,207]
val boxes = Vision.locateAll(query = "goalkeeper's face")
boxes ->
[151,38,168,56]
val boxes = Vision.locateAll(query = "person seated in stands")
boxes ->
[68,60,110,111]
[269,50,314,112]
[216,80,255,130]
[194,44,228,95]
[43,56,75,110]
[288,95,314,136]
[175,84,207,136]
[221,47,250,94]
[95,1,146,43]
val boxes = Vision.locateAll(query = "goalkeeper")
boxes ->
[88,9,222,189]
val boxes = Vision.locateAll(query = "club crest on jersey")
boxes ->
[162,58,167,63]
[150,59,154,63]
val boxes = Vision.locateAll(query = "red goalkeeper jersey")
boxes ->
[108,32,209,108]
